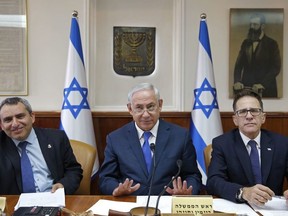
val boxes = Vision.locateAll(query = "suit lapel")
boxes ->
[127,123,150,178]
[234,131,255,184]
[35,129,58,177]
[260,132,274,184]
[154,120,170,168]
[3,138,22,191]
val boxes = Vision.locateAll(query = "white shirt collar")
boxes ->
[239,130,261,148]
[135,120,159,139]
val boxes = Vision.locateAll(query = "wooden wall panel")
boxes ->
[33,111,288,194]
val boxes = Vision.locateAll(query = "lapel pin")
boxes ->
[48,144,52,148]
[267,148,272,151]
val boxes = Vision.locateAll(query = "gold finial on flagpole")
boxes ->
[72,10,78,18]
[200,13,207,20]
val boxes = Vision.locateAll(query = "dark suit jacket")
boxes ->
[99,120,202,195]
[207,128,288,202]
[234,34,281,97]
[0,127,83,195]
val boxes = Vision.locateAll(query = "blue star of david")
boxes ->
[62,77,90,119]
[193,78,219,118]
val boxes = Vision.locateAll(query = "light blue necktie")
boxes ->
[19,141,36,193]
[142,131,152,173]
[248,140,262,184]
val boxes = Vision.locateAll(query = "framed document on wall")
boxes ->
[0,0,27,95]
[229,8,283,98]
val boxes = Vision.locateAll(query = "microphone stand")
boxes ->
[130,144,158,216]
[154,160,182,216]
[144,143,156,216]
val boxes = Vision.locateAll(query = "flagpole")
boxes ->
[72,10,78,18]
[200,13,206,20]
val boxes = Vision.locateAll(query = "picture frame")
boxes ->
[0,0,28,95]
[229,8,284,98]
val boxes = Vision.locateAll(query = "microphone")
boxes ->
[144,143,156,216]
[154,159,182,216]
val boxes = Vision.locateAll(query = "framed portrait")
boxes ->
[0,0,28,95]
[229,8,284,98]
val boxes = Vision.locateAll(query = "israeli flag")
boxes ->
[60,12,99,175]
[190,14,223,185]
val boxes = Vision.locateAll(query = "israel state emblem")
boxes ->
[113,26,156,77]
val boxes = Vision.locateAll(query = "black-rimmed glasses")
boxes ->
[235,108,262,117]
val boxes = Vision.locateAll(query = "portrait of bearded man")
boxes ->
[232,12,282,98]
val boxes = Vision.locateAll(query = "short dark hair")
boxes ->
[0,97,33,114]
[232,89,263,112]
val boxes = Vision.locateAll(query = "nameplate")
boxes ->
[171,195,213,215]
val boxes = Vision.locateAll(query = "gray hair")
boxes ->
[0,97,33,114]
[127,83,160,103]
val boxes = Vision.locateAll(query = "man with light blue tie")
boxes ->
[0,97,83,195]
[99,83,202,196]
[207,89,288,206]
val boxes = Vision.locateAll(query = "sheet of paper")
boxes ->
[14,188,65,210]
[213,198,258,216]
[136,196,172,213]
[0,197,6,212]
[87,199,138,215]
[250,197,288,216]
[88,196,262,216]
[87,196,171,215]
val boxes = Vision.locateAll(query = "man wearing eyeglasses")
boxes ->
[207,89,288,205]
[99,83,202,196]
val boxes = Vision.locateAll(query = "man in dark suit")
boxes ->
[0,97,82,195]
[207,89,288,205]
[233,13,281,98]
[99,83,202,196]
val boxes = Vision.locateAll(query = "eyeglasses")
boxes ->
[235,108,262,117]
[132,104,157,115]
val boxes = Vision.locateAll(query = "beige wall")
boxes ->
[1,0,287,112]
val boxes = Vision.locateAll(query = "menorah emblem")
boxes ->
[122,32,146,63]
[113,26,155,77]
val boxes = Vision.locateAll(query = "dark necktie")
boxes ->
[248,140,262,184]
[142,131,152,173]
[19,141,36,193]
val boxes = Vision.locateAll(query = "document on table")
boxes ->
[87,199,138,215]
[14,188,65,210]
[136,196,172,213]
[250,196,288,216]
[87,196,171,215]
[90,196,262,215]
[213,198,258,216]
[0,197,6,212]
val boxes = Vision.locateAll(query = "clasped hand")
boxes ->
[242,184,274,206]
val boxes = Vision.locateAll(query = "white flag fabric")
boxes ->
[60,13,99,175]
[190,15,223,185]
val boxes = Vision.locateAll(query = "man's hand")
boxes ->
[51,183,64,193]
[252,84,265,93]
[233,82,244,91]
[242,184,274,206]
[165,176,192,195]
[112,178,140,196]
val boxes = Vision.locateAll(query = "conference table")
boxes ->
[5,195,136,216]
[4,195,265,216]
